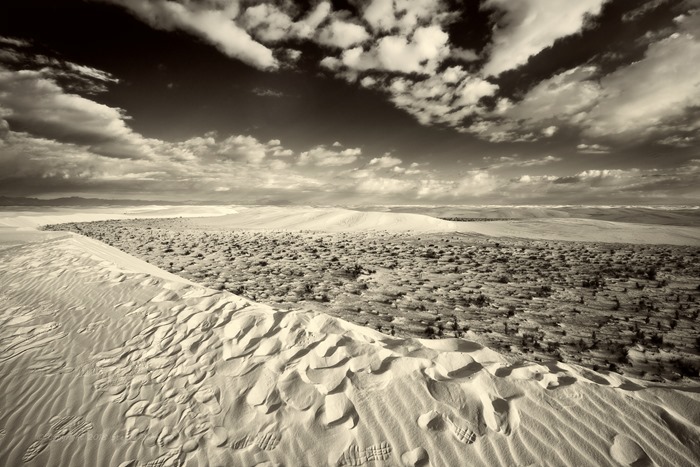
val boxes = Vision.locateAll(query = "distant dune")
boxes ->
[0,206,240,249]
[192,206,458,232]
[354,205,700,226]
[0,223,698,466]
[186,206,700,245]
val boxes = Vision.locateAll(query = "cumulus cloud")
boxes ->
[385,66,498,126]
[467,24,700,144]
[362,0,451,35]
[581,32,700,139]
[298,145,361,167]
[317,19,370,49]
[482,0,608,76]
[336,25,450,74]
[240,3,294,43]
[0,67,150,159]
[368,155,402,168]
[101,0,278,70]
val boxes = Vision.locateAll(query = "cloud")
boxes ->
[362,0,451,35]
[581,31,700,139]
[298,145,361,167]
[317,19,370,49]
[368,155,402,168]
[577,143,610,154]
[240,3,294,43]
[252,87,284,97]
[175,132,294,165]
[482,0,608,76]
[622,0,669,22]
[482,155,561,170]
[66,63,119,84]
[102,0,277,70]
[333,25,450,75]
[385,66,498,126]
[0,67,150,159]
[451,47,479,62]
[0,36,31,48]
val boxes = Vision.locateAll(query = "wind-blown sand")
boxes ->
[187,206,700,246]
[0,212,699,465]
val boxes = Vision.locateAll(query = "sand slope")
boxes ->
[0,233,699,466]
[193,206,458,232]
[460,218,700,246]
[189,206,700,245]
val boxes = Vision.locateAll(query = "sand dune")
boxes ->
[0,205,240,229]
[0,230,698,466]
[193,206,457,232]
[460,218,700,246]
[0,205,240,250]
[187,206,700,245]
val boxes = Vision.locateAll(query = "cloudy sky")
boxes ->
[1,0,699,205]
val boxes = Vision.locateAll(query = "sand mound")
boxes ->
[190,206,458,232]
[186,206,700,245]
[459,218,700,246]
[0,233,698,466]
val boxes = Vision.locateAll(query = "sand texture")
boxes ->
[1,231,699,466]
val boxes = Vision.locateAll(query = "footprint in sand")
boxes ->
[255,432,280,451]
[142,449,184,467]
[338,442,392,466]
[479,395,520,436]
[610,434,651,466]
[401,447,429,467]
[22,415,94,462]
[229,431,280,451]
[418,411,477,445]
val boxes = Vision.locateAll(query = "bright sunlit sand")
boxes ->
[1,207,699,466]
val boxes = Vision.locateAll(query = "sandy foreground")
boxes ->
[0,207,699,466]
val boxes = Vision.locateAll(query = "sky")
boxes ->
[0,0,699,205]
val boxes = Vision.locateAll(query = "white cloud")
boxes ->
[318,20,370,49]
[451,47,479,62]
[291,1,332,39]
[482,0,608,76]
[339,25,450,74]
[362,0,450,35]
[0,67,150,159]
[103,0,278,70]
[368,155,402,168]
[66,63,119,84]
[240,3,294,42]
[582,32,700,139]
[542,126,558,137]
[0,36,31,48]
[385,67,498,127]
[298,146,361,167]
[577,143,610,154]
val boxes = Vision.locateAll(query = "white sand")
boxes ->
[0,205,240,250]
[191,206,700,245]
[0,212,698,466]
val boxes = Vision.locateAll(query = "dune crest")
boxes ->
[0,234,699,466]
[185,206,700,245]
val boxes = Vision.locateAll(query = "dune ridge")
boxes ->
[0,232,698,466]
[185,206,700,245]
